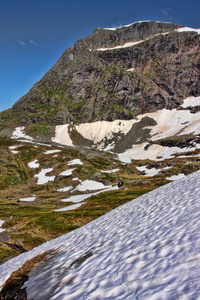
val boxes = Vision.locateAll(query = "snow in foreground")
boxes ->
[1,171,200,299]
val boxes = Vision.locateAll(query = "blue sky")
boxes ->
[1,0,200,112]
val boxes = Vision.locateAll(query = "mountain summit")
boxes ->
[2,20,200,126]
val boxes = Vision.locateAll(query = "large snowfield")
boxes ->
[1,171,200,299]
[52,96,200,163]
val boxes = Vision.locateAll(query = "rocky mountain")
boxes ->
[1,20,200,127]
[0,20,200,272]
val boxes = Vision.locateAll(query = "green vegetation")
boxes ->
[0,135,200,263]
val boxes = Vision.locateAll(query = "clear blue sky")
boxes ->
[1,0,200,112]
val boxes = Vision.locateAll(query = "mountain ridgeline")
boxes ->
[1,21,200,126]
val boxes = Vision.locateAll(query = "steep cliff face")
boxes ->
[2,21,200,126]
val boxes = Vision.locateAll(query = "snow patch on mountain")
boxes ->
[181,96,200,108]
[11,127,33,141]
[1,171,200,299]
[59,168,75,176]
[102,20,169,31]
[176,27,200,34]
[34,168,55,185]
[19,196,36,202]
[0,220,5,233]
[53,98,200,162]
[54,203,85,212]
[44,149,61,155]
[28,159,40,169]
[52,124,73,146]
[68,159,83,166]
[75,180,111,192]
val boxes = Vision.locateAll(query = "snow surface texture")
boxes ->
[53,97,200,162]
[1,171,200,299]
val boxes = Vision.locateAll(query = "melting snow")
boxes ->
[54,203,85,212]
[181,96,200,108]
[67,159,83,166]
[75,180,111,191]
[54,101,200,162]
[59,168,75,176]
[28,159,40,169]
[57,186,73,192]
[52,125,73,146]
[166,173,186,181]
[0,220,5,233]
[34,168,55,185]
[126,68,135,72]
[97,40,145,51]
[101,168,119,173]
[19,196,36,202]
[102,20,164,31]
[44,150,61,155]
[9,145,21,150]
[136,165,172,177]
[176,27,200,34]
[59,186,119,204]
[1,171,200,299]
[12,127,33,141]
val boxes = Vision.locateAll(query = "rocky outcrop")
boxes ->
[1,21,200,126]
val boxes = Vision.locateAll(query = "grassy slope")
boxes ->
[0,135,200,263]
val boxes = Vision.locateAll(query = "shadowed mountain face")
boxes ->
[1,21,200,126]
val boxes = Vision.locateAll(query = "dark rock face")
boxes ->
[2,21,200,126]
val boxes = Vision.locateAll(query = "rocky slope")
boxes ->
[2,20,200,126]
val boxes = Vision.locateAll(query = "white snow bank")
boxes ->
[181,96,200,108]
[67,159,83,166]
[166,173,186,181]
[1,171,200,299]
[28,159,40,169]
[0,220,5,233]
[75,119,135,144]
[12,127,33,141]
[11,150,19,154]
[75,180,111,191]
[53,104,200,160]
[44,150,61,155]
[102,20,166,31]
[57,186,73,192]
[59,168,75,176]
[34,168,55,185]
[9,145,22,150]
[52,125,73,146]
[19,196,36,202]
[101,168,119,173]
[97,40,145,51]
[118,142,199,163]
[54,203,85,212]
[126,68,135,72]
[59,186,119,204]
[136,165,172,177]
[176,27,200,34]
